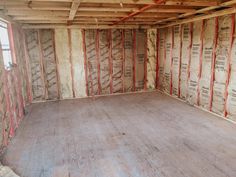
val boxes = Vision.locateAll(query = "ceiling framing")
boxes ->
[0,0,236,29]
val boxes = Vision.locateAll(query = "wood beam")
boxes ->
[69,0,80,20]
[0,11,16,23]
[112,0,165,25]
[21,24,151,29]
[153,0,236,25]
[5,0,218,6]
[158,7,236,28]
[26,0,219,6]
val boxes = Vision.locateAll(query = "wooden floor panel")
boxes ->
[2,92,236,177]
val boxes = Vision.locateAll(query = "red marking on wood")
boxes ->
[224,14,235,117]
[210,17,219,111]
[156,29,159,89]
[122,30,125,93]
[109,29,113,94]
[112,0,164,25]
[144,30,148,91]
[178,25,183,98]
[133,29,136,91]
[82,30,89,97]
[67,29,75,98]
[170,27,174,95]
[96,30,101,95]
[51,29,60,99]
[197,20,204,106]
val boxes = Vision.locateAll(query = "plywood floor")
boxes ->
[2,92,236,177]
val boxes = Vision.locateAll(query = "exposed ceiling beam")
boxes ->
[25,0,219,6]
[21,23,151,29]
[112,0,165,25]
[153,0,236,25]
[158,6,236,28]
[69,0,80,20]
[0,0,229,27]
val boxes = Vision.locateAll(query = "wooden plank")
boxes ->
[155,0,236,26]
[69,0,80,20]
[224,14,235,117]
[209,18,218,111]
[4,92,236,177]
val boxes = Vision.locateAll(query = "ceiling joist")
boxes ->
[68,0,80,20]
[1,0,236,29]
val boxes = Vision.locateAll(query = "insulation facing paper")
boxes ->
[212,15,232,115]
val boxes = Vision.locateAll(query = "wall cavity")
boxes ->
[83,29,148,96]
[158,14,236,122]
[147,29,157,90]
[25,29,153,101]
[0,24,30,150]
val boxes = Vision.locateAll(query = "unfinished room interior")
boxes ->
[1,0,236,176]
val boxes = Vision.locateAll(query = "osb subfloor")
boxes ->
[2,92,236,177]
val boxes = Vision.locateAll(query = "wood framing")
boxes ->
[1,0,236,29]
[209,17,219,111]
[68,0,80,21]
[224,14,235,117]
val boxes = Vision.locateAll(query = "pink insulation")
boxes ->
[83,29,148,96]
[172,25,181,97]
[212,15,233,115]
[226,15,236,120]
[157,29,166,91]
[199,18,217,110]
[187,21,203,105]
[147,29,157,90]
[99,30,111,94]
[111,29,123,93]
[163,27,172,94]
[158,14,236,122]
[0,25,30,150]
[124,29,134,92]
[179,23,192,99]
[25,30,45,100]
